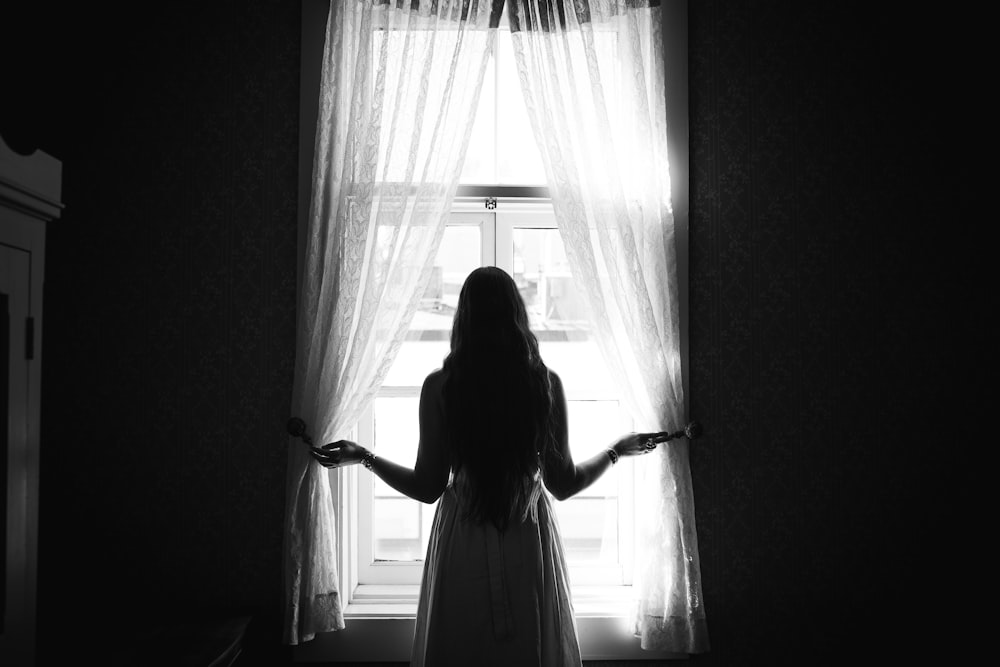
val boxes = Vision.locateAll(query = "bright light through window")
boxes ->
[365,215,632,575]
[358,17,635,588]
[460,28,547,185]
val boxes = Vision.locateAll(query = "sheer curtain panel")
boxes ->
[283,0,497,644]
[508,0,708,652]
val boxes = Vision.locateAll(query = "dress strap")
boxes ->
[484,525,513,640]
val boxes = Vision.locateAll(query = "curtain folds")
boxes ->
[508,0,708,652]
[283,0,497,644]
[286,0,707,653]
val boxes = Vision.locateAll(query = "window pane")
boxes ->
[372,27,494,184]
[383,224,482,386]
[373,397,419,471]
[373,497,422,561]
[496,33,546,185]
[373,397,432,561]
[513,228,626,564]
[565,400,622,498]
[553,497,619,563]
[512,227,616,393]
[556,400,624,563]
[458,31,547,186]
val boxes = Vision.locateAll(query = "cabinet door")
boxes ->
[0,245,33,665]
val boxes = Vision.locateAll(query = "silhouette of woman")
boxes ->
[311,266,667,666]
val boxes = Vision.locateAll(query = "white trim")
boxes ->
[344,583,638,618]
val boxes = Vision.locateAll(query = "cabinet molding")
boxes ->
[0,135,62,667]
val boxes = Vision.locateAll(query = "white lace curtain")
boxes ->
[508,0,708,652]
[283,0,497,644]
[285,0,707,653]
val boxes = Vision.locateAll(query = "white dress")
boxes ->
[411,471,582,666]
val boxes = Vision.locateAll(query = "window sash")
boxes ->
[349,205,634,590]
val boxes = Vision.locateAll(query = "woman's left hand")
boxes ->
[310,440,366,468]
[611,431,673,458]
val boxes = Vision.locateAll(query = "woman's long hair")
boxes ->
[442,267,556,530]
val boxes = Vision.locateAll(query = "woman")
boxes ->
[311,267,668,666]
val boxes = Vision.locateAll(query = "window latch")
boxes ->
[485,197,497,210]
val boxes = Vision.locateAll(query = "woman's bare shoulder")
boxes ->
[421,369,448,417]
[424,368,447,393]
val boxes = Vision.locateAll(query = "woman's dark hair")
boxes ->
[442,266,556,530]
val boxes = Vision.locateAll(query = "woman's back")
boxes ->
[412,371,581,667]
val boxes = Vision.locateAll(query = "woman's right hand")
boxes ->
[611,431,672,458]
[310,439,366,468]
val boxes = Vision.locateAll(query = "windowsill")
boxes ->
[292,585,687,662]
[344,583,637,617]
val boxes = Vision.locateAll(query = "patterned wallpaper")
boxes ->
[686,3,951,664]
[32,2,301,662]
[22,1,954,665]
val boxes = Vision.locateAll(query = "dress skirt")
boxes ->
[410,481,582,666]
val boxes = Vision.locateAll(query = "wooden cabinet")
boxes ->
[0,136,62,666]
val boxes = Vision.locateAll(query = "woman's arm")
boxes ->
[541,370,669,501]
[309,370,450,504]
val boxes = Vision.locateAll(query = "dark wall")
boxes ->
[686,3,961,665]
[2,2,302,664]
[2,1,961,665]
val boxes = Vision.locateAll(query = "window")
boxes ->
[355,205,637,590]
[295,0,690,661]
[339,18,636,596]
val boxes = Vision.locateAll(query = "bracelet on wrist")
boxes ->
[361,449,376,470]
[606,447,619,465]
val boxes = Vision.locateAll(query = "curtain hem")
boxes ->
[285,592,346,646]
[636,615,710,654]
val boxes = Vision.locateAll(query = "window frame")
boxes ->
[295,0,689,661]
[353,200,638,591]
